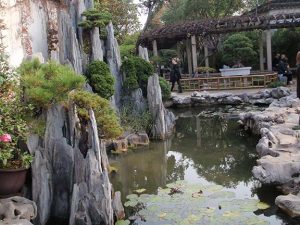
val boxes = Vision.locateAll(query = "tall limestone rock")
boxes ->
[138,46,149,62]
[147,74,175,139]
[28,104,114,225]
[106,22,123,110]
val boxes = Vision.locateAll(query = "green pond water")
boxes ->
[110,107,300,225]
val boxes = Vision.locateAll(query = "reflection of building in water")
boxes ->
[173,114,258,188]
[110,139,171,199]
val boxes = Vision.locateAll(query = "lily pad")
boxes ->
[222,211,240,218]
[257,201,271,210]
[124,199,139,207]
[115,220,130,225]
[126,194,138,200]
[134,188,146,194]
[124,182,270,225]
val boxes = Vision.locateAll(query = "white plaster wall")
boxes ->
[28,0,49,61]
[0,0,24,67]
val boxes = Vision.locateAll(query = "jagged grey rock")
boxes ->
[29,105,114,225]
[112,191,125,220]
[0,219,33,225]
[122,88,147,113]
[240,93,300,206]
[58,11,83,74]
[106,22,123,110]
[169,87,292,108]
[270,87,291,99]
[138,45,149,62]
[90,28,103,61]
[147,74,175,139]
[275,194,300,217]
[0,197,37,223]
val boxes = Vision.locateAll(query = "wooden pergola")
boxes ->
[138,1,300,74]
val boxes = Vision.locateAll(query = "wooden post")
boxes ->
[152,40,158,56]
[260,32,264,71]
[204,46,209,68]
[266,30,272,71]
[186,39,193,76]
[191,35,197,74]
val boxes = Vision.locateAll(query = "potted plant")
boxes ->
[0,134,32,195]
[0,98,33,196]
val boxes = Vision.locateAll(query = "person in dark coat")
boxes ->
[272,53,281,71]
[278,54,292,84]
[170,57,182,93]
[296,51,300,98]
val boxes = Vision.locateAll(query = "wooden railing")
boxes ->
[172,73,278,91]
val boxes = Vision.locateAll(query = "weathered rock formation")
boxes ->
[107,132,150,153]
[138,45,149,62]
[27,105,114,225]
[275,194,300,218]
[239,90,300,217]
[169,87,291,108]
[147,74,175,139]
[106,22,123,110]
[0,196,37,225]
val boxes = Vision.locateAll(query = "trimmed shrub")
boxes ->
[121,57,139,91]
[121,57,154,95]
[78,9,112,29]
[222,33,257,66]
[159,77,171,100]
[85,60,115,100]
[197,67,216,74]
[19,59,85,109]
[69,90,123,139]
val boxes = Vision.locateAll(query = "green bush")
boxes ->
[268,80,285,88]
[78,9,112,29]
[120,105,153,134]
[120,44,135,58]
[159,77,171,100]
[19,59,85,109]
[121,57,154,95]
[119,33,139,58]
[69,90,122,139]
[197,67,216,74]
[85,60,115,100]
[222,33,257,66]
[121,58,139,91]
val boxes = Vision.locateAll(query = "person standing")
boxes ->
[170,57,182,93]
[273,53,281,71]
[296,51,300,98]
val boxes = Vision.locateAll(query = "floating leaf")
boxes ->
[124,199,138,207]
[223,211,240,218]
[134,188,146,194]
[126,194,138,200]
[124,182,270,224]
[115,220,130,225]
[158,212,167,219]
[257,201,270,210]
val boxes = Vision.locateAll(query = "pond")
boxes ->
[109,107,300,225]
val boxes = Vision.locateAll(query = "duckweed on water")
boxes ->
[125,181,270,225]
